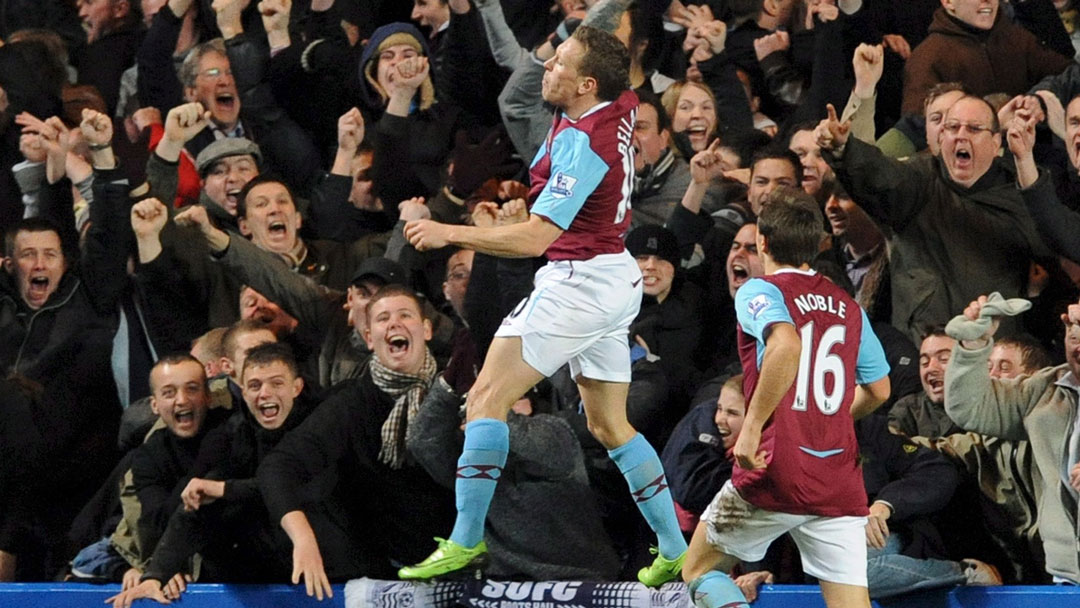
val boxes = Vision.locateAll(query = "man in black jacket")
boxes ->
[106,343,349,608]
[258,286,455,601]
[127,354,213,575]
[1,211,121,578]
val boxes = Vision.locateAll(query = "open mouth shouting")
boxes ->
[267,219,289,239]
[27,275,52,305]
[386,331,411,357]
[172,407,200,435]
[255,401,282,426]
[924,373,944,401]
[224,188,243,213]
[215,92,236,113]
[685,122,710,151]
[727,259,750,291]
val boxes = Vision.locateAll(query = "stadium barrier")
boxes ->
[1,579,1077,607]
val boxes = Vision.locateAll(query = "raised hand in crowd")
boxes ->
[852,44,884,100]
[17,114,83,185]
[259,0,292,50]
[959,294,1002,350]
[156,102,212,162]
[804,0,839,30]
[331,107,365,176]
[881,33,911,60]
[680,139,727,215]
[175,203,231,252]
[670,0,713,39]
[81,108,117,170]
[1007,115,1039,189]
[997,95,1044,134]
[129,107,163,142]
[471,202,500,228]
[1034,90,1066,141]
[398,197,432,222]
[688,138,727,185]
[497,180,529,202]
[813,103,850,155]
[212,0,252,39]
[465,198,534,230]
[386,55,430,117]
[131,197,170,263]
[18,131,46,164]
[753,30,790,62]
[699,20,727,56]
[497,198,529,226]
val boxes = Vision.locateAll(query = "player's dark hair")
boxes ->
[573,26,630,102]
[757,187,825,266]
[242,342,300,381]
[749,145,802,183]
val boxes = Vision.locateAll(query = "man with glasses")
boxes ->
[142,16,320,207]
[814,97,1048,343]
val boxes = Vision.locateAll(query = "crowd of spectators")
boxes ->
[2,0,1080,603]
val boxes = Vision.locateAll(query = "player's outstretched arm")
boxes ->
[404,213,562,258]
[850,376,891,420]
[734,323,801,469]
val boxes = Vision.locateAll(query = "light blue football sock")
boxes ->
[448,418,509,548]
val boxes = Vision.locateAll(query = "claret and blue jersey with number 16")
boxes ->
[733,269,890,518]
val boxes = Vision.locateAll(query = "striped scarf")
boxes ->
[370,348,438,469]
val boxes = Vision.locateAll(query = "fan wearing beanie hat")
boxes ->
[626,225,681,303]
[358,23,436,114]
[356,22,477,204]
[625,224,708,422]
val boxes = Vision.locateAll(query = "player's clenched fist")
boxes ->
[404,219,449,251]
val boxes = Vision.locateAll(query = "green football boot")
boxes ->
[398,538,488,580]
[638,548,686,587]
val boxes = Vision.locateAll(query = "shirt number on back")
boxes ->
[792,321,846,415]
[614,109,635,224]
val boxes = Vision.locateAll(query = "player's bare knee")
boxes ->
[585,419,618,449]
[586,416,635,449]
[682,560,706,583]
[464,379,510,422]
